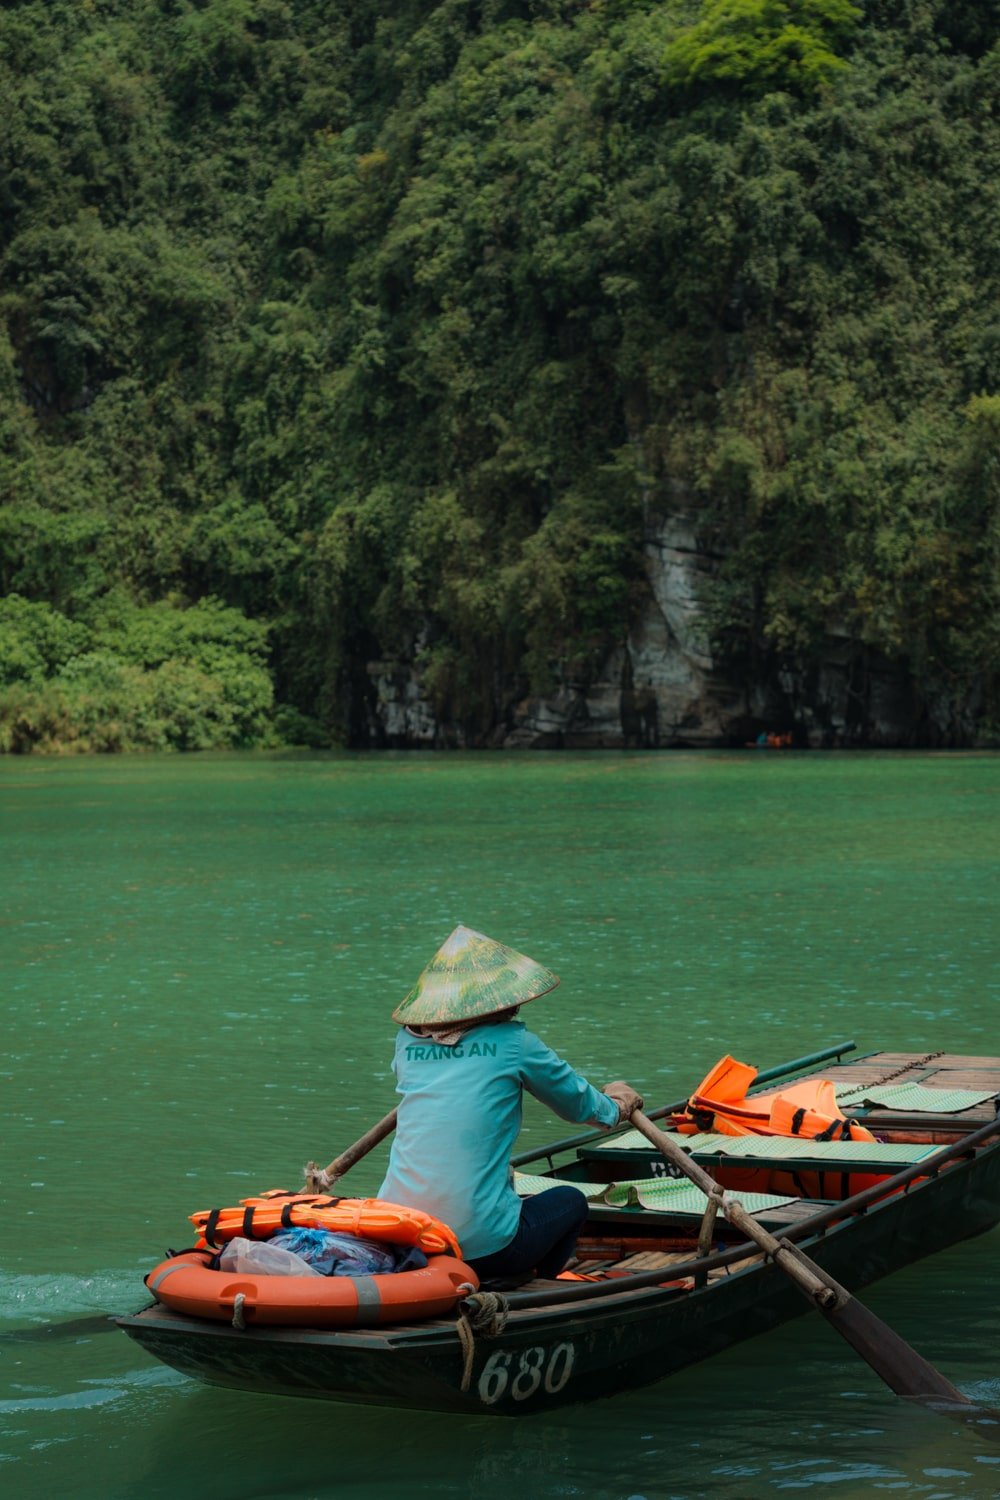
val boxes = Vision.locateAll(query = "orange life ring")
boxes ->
[145,1248,479,1328]
[189,1191,462,1258]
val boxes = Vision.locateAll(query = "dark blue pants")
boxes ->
[468,1186,589,1281]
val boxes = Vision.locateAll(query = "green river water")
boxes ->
[2,751,999,1500]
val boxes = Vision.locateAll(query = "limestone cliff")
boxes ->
[360,502,978,749]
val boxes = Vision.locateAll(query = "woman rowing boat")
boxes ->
[346,925,641,1283]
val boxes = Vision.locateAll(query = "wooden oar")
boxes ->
[629,1109,975,1407]
[303,1108,398,1192]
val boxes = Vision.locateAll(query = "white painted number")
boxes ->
[543,1342,574,1395]
[477,1342,575,1405]
[478,1350,511,1405]
[511,1344,545,1400]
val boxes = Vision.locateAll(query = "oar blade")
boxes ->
[840,1300,1000,1444]
[0,1313,119,1344]
[823,1294,967,1403]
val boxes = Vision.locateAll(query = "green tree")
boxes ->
[663,0,861,94]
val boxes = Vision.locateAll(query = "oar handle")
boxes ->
[304,1108,398,1192]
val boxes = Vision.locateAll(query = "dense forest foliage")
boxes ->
[1,0,998,750]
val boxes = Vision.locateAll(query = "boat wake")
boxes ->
[0,1267,146,1333]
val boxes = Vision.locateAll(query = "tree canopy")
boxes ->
[1,0,997,749]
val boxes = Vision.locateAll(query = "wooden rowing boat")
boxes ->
[116,1044,1000,1414]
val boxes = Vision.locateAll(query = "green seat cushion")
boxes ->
[513,1172,797,1217]
[588,1130,940,1167]
[835,1082,998,1113]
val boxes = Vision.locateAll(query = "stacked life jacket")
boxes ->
[672,1055,877,1143]
[190,1190,462,1257]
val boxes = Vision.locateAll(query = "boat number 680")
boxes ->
[477,1342,575,1404]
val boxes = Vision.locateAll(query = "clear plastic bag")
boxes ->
[218,1236,321,1277]
[271,1228,399,1276]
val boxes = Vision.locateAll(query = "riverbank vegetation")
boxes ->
[1,0,997,749]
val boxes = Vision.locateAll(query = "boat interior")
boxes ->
[501,1051,1000,1298]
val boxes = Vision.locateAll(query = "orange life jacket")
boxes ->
[674,1055,876,1143]
[190,1190,462,1257]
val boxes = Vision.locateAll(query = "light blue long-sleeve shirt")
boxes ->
[377,1018,620,1260]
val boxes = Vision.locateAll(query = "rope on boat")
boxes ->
[231,1293,247,1330]
[456,1291,510,1394]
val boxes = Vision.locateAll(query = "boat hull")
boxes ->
[117,1136,1000,1415]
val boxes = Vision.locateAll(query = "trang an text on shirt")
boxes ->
[404,1041,499,1061]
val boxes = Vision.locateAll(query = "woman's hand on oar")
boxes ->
[303,1108,398,1193]
[628,1109,992,1418]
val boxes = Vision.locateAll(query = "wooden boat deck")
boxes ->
[799,1050,1000,1124]
[497,1198,820,1297]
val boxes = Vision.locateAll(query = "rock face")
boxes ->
[364,658,440,748]
[768,641,981,749]
[362,505,749,749]
[501,507,744,748]
[360,509,982,749]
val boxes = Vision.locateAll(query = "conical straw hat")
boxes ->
[392,925,559,1026]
